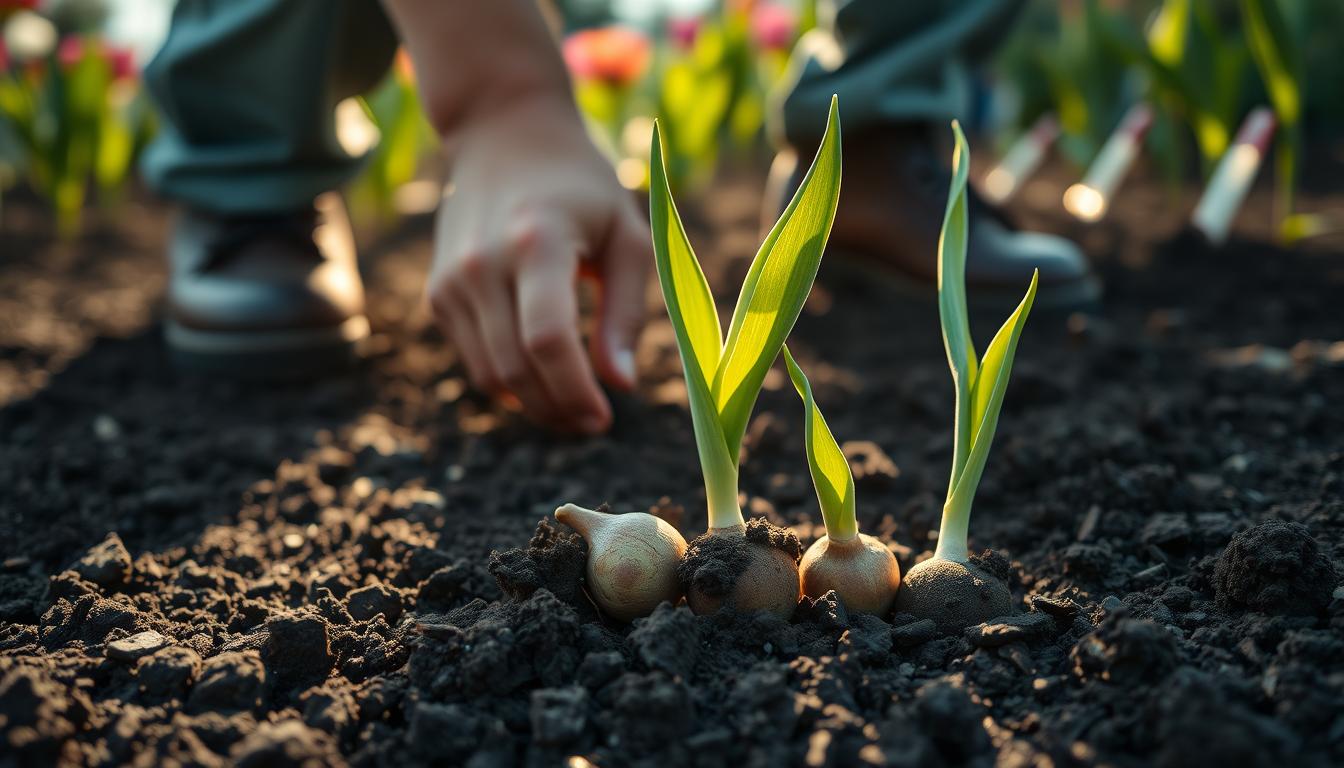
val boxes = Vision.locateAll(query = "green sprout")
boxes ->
[895,122,1038,632]
[652,95,840,617]
[936,122,1038,562]
[782,346,901,615]
[782,346,855,541]
[649,95,840,533]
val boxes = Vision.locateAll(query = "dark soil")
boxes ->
[2,163,1343,767]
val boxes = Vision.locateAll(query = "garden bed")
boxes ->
[1,167,1342,767]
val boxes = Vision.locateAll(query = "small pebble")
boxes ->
[282,533,304,550]
[107,630,168,662]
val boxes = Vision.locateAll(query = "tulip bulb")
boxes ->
[893,557,1011,634]
[554,504,687,622]
[799,533,901,615]
[679,519,802,619]
[780,347,899,617]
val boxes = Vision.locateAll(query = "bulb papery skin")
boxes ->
[892,556,1013,634]
[800,533,901,616]
[554,504,688,622]
[680,520,802,619]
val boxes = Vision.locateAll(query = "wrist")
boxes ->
[433,75,579,141]
[443,90,587,153]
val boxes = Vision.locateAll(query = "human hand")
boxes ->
[426,95,652,434]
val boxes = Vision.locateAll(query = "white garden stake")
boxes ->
[1064,103,1153,223]
[1191,107,1276,246]
[982,114,1059,205]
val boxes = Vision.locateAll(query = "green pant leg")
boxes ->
[773,0,1024,146]
[141,0,399,214]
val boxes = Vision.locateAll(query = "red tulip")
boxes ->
[57,35,137,80]
[562,26,651,88]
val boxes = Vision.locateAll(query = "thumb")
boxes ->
[590,212,652,391]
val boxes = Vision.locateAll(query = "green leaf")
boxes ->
[957,271,1039,509]
[1147,0,1190,68]
[649,121,740,528]
[1242,0,1301,125]
[648,98,843,530]
[713,94,842,459]
[1241,0,1302,221]
[936,123,1038,562]
[783,346,857,540]
[938,120,978,493]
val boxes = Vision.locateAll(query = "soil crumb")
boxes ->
[1213,520,1337,616]
[968,548,1011,582]
[489,519,588,609]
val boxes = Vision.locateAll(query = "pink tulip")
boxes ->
[667,16,701,51]
[56,35,84,68]
[58,36,137,80]
[751,3,797,51]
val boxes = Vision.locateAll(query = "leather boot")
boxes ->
[165,193,369,377]
[764,123,1101,311]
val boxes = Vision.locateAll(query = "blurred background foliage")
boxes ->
[0,0,1337,240]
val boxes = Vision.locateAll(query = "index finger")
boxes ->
[514,230,612,434]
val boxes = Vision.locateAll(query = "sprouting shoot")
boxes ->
[894,121,1038,632]
[652,96,842,617]
[782,346,901,615]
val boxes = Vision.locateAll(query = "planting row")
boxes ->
[556,99,1038,633]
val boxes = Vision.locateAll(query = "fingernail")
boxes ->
[615,349,637,385]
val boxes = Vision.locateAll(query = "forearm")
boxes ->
[378,0,576,140]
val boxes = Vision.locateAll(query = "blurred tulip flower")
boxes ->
[562,26,651,88]
[751,3,797,51]
[59,35,136,80]
[667,16,701,52]
[394,47,414,81]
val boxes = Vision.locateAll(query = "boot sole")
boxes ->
[165,316,370,379]
[824,249,1104,315]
